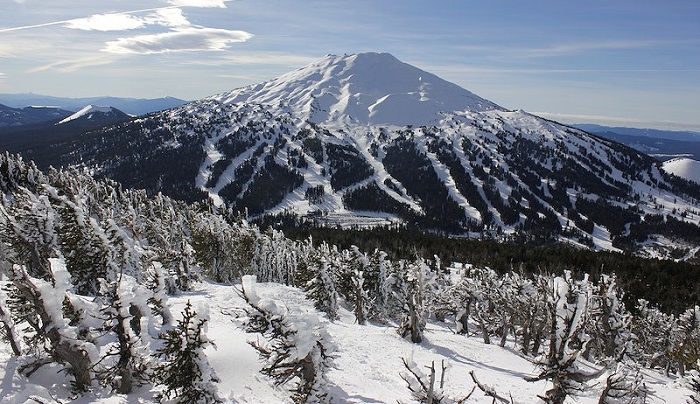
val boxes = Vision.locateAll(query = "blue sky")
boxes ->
[1,0,698,130]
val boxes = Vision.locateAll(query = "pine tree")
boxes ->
[303,254,339,321]
[153,300,221,403]
[585,274,632,362]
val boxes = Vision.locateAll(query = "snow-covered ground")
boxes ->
[0,280,693,403]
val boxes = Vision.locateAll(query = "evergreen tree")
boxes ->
[303,254,339,321]
[153,300,220,403]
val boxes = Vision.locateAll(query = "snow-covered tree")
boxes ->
[526,273,600,404]
[585,274,632,363]
[397,260,433,343]
[153,300,220,403]
[191,211,256,284]
[598,362,647,404]
[94,274,152,394]
[7,258,96,392]
[252,228,298,285]
[632,299,676,374]
[301,250,339,321]
[241,275,333,403]
[689,365,700,404]
[400,357,447,403]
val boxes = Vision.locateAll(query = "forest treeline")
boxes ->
[272,222,700,314]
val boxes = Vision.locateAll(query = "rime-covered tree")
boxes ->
[242,275,333,403]
[94,274,152,394]
[632,299,676,374]
[598,362,647,404]
[585,274,632,363]
[397,260,434,344]
[296,242,339,321]
[689,367,700,404]
[672,306,700,376]
[526,273,600,404]
[6,258,95,392]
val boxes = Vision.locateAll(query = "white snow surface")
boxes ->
[213,52,503,126]
[0,279,692,403]
[58,104,117,124]
[663,157,700,184]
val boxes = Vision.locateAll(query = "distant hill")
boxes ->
[0,93,188,116]
[58,105,131,127]
[0,104,132,159]
[575,123,700,161]
[663,157,700,185]
[0,103,72,127]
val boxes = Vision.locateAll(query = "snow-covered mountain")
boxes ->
[58,104,130,125]
[28,52,700,259]
[663,157,700,184]
[216,52,501,126]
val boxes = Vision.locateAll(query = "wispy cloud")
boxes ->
[182,52,318,67]
[28,54,124,73]
[65,8,190,31]
[103,27,253,54]
[449,39,692,60]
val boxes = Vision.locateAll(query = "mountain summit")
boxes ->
[214,52,502,126]
[23,52,700,260]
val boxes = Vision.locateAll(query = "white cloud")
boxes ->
[65,13,147,31]
[103,27,252,54]
[167,0,227,8]
[146,8,191,28]
[65,8,190,31]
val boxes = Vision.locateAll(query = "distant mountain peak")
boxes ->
[58,105,128,125]
[215,52,503,126]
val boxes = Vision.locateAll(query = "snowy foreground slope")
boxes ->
[0,278,691,403]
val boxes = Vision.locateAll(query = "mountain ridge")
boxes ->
[0,93,187,116]
[11,52,700,260]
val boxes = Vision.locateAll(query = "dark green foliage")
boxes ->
[304,185,325,205]
[383,138,466,231]
[233,155,303,215]
[302,136,324,163]
[342,181,414,217]
[153,301,220,403]
[575,197,640,237]
[205,158,232,188]
[433,143,491,227]
[326,143,374,191]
